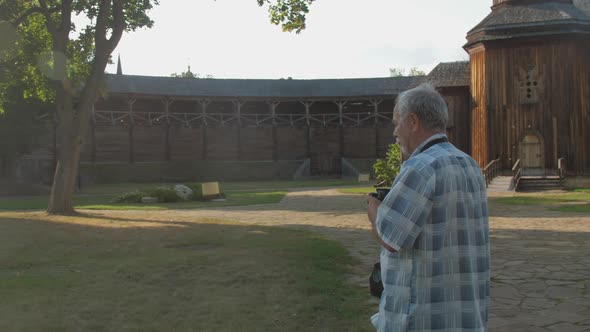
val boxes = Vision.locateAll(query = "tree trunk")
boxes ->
[47,131,81,215]
[45,0,123,215]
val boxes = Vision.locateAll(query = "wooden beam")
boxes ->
[233,100,244,160]
[90,105,96,164]
[127,98,135,163]
[267,101,280,127]
[301,101,313,159]
[163,98,173,161]
[199,99,210,127]
[301,101,313,127]
[370,99,383,127]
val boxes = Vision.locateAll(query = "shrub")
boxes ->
[144,187,181,203]
[112,187,181,203]
[187,183,203,201]
[372,143,402,187]
[112,191,144,203]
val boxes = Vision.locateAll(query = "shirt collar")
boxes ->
[409,132,448,159]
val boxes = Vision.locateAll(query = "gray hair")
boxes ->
[394,83,448,132]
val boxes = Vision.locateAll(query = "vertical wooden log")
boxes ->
[164,98,172,161]
[127,98,136,163]
[90,105,96,164]
[335,100,347,160]
[370,99,383,158]
[268,101,280,162]
[233,100,244,160]
[301,101,313,159]
[200,100,210,160]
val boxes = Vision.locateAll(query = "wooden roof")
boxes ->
[465,0,590,48]
[105,74,427,99]
[427,61,470,87]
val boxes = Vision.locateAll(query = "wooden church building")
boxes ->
[23,0,590,183]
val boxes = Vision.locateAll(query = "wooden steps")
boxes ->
[517,175,564,192]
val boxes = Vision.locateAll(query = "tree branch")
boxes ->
[94,0,110,50]
[105,0,125,54]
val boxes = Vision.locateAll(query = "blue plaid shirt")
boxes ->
[372,134,490,332]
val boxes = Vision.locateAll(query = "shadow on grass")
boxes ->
[2,208,589,331]
[0,213,376,332]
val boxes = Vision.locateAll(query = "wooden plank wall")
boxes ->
[168,126,204,161]
[94,125,129,162]
[240,128,274,161]
[342,128,377,158]
[133,126,166,162]
[441,87,471,155]
[469,49,488,168]
[376,127,395,158]
[309,128,341,175]
[206,128,239,160]
[276,128,307,160]
[484,39,590,173]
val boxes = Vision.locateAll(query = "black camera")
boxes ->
[369,188,390,201]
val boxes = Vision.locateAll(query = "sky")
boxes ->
[104,0,492,79]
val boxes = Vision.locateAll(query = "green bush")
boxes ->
[372,143,402,186]
[144,187,181,203]
[112,191,144,203]
[187,183,203,201]
[112,187,181,203]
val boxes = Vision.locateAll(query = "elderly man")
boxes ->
[367,84,490,331]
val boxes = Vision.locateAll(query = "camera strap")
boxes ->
[419,136,448,154]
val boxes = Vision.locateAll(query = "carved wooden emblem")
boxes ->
[517,65,543,104]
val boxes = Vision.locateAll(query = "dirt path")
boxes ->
[90,188,590,330]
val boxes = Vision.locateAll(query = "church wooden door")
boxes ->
[519,134,543,169]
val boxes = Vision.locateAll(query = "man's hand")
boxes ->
[367,194,381,226]
[367,194,397,253]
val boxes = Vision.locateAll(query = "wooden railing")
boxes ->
[483,159,500,187]
[511,159,522,191]
[92,109,393,128]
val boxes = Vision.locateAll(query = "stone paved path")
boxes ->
[99,188,590,331]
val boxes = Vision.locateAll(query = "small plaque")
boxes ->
[202,182,220,198]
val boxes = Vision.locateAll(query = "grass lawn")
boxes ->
[0,212,373,331]
[0,179,360,211]
[490,188,590,213]
[0,191,287,211]
[338,187,376,195]
[340,186,590,213]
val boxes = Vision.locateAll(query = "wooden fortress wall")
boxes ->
[30,89,472,183]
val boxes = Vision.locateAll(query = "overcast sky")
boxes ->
[105,0,492,79]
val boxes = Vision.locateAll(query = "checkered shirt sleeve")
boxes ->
[375,162,435,251]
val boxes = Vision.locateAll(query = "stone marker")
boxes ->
[174,184,193,200]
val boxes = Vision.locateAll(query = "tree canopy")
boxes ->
[389,67,426,77]
[1,0,316,214]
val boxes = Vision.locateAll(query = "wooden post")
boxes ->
[126,98,136,163]
[301,101,314,159]
[553,116,558,168]
[370,99,383,158]
[163,98,173,161]
[233,100,244,160]
[268,101,280,161]
[335,100,347,160]
[199,100,210,160]
[90,105,96,164]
